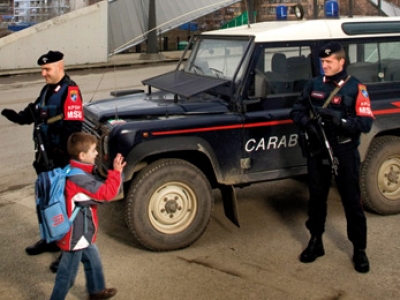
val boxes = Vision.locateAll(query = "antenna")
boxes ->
[115,105,119,120]
[89,53,116,103]
[247,0,255,28]
[89,71,106,103]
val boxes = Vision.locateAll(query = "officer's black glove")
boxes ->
[1,109,21,124]
[305,121,320,143]
[319,108,342,128]
[305,121,323,157]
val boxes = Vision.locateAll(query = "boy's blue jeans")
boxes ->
[50,244,106,300]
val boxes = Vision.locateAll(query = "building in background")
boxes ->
[160,0,395,52]
[1,0,399,48]
[0,0,95,34]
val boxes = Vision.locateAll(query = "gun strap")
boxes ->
[310,75,351,117]
[47,114,63,124]
[322,75,351,108]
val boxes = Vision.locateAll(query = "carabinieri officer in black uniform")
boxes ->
[2,50,84,272]
[290,42,374,273]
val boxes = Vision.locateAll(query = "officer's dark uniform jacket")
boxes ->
[291,69,374,153]
[57,159,122,251]
[12,75,84,173]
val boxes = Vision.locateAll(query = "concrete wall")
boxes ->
[73,0,92,10]
[0,1,107,72]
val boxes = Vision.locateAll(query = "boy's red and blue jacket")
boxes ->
[57,159,122,251]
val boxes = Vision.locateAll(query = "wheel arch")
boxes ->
[359,126,400,162]
[360,135,400,215]
[123,137,222,187]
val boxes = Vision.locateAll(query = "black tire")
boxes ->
[125,158,213,251]
[360,136,400,215]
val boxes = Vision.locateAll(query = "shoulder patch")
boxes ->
[359,84,369,98]
[355,84,374,118]
[64,86,84,121]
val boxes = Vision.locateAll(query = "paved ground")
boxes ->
[2,179,400,300]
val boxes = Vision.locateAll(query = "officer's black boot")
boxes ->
[300,235,325,263]
[25,239,59,256]
[353,248,370,273]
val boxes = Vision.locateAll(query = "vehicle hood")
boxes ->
[84,69,232,123]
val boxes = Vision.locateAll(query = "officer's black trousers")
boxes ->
[306,147,367,249]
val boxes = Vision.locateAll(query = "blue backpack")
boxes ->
[35,164,84,243]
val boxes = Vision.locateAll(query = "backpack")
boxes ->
[35,164,85,243]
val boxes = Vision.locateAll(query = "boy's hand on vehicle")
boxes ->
[113,153,127,172]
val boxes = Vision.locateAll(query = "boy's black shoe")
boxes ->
[88,288,117,299]
[25,239,59,255]
[50,254,62,273]
[353,249,370,273]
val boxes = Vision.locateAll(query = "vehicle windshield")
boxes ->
[183,37,251,81]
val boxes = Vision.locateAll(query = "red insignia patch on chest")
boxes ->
[331,96,342,104]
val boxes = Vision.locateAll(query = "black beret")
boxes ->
[37,51,64,65]
[319,42,343,58]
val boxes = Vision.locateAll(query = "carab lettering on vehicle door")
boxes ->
[242,113,306,175]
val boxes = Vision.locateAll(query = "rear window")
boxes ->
[346,41,400,83]
[342,21,400,35]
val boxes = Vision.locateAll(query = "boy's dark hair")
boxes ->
[67,132,97,159]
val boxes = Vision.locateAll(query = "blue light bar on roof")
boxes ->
[325,0,340,18]
[276,5,288,21]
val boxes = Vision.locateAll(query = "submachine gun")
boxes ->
[307,97,339,176]
[29,104,62,172]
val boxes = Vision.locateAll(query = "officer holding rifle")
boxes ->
[290,42,374,273]
[1,51,84,272]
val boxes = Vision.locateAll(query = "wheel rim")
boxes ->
[148,181,197,234]
[377,156,400,200]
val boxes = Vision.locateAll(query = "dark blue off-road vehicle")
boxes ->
[83,16,400,251]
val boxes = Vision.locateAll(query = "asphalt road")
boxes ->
[1,63,400,300]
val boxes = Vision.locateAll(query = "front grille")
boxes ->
[83,119,111,177]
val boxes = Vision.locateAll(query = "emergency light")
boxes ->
[325,0,340,18]
[276,5,287,20]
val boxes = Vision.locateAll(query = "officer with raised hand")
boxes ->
[1,50,84,272]
[290,42,374,273]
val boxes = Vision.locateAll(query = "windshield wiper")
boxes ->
[192,64,204,74]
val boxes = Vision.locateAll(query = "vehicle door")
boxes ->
[240,43,315,182]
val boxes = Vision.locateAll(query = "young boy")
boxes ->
[50,132,126,300]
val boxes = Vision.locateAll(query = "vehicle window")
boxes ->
[184,38,251,80]
[251,46,312,98]
[347,41,400,83]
